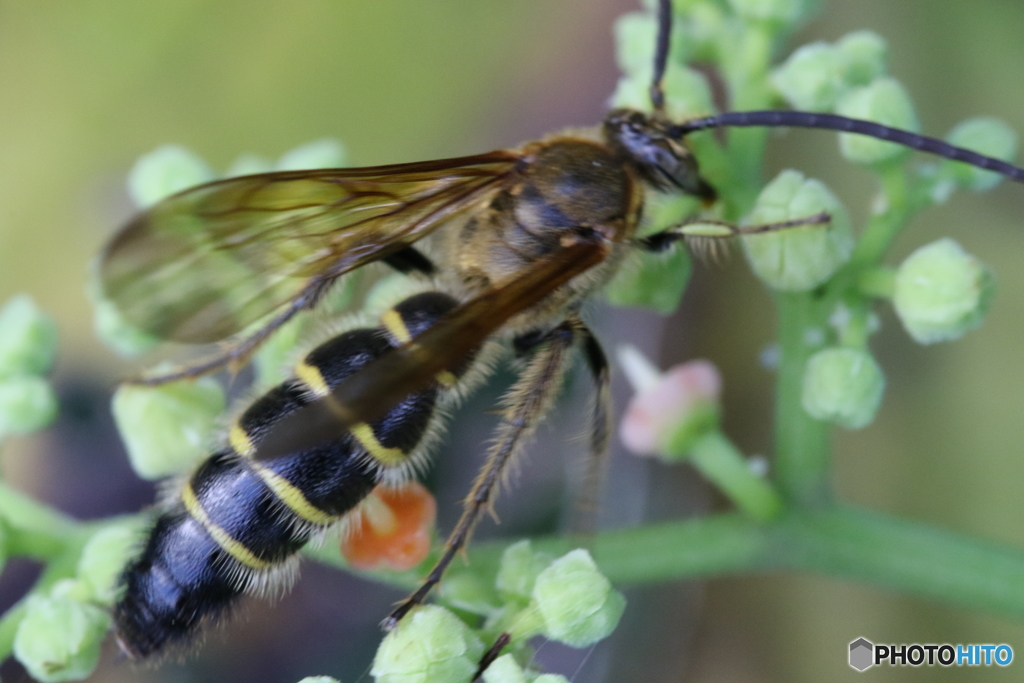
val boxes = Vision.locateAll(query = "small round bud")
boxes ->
[371,605,484,683]
[128,145,214,209]
[0,295,58,379]
[836,77,919,166]
[13,592,110,683]
[276,138,347,171]
[0,376,58,436]
[436,572,496,616]
[496,540,554,604]
[226,153,274,177]
[532,549,625,648]
[836,30,887,86]
[605,245,693,315]
[482,654,527,683]
[941,117,1018,192]
[611,64,714,121]
[801,347,885,429]
[76,519,146,606]
[743,170,853,291]
[614,12,658,77]
[111,378,225,480]
[727,0,805,24]
[296,677,340,683]
[771,42,846,112]
[91,294,160,357]
[892,238,994,344]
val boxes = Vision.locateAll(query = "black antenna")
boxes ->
[672,111,1024,184]
[649,0,672,113]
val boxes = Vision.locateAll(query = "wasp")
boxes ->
[102,0,1024,660]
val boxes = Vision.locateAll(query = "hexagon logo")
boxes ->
[849,637,874,671]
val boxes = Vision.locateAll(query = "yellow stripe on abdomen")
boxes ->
[380,309,412,344]
[295,359,331,398]
[181,483,271,570]
[250,463,338,526]
[350,422,408,467]
[229,424,255,457]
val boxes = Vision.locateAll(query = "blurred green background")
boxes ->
[1,0,1023,681]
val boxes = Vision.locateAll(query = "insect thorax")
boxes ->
[447,137,641,330]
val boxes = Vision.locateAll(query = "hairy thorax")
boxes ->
[446,136,642,332]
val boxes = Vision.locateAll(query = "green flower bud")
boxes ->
[276,139,347,171]
[0,376,58,436]
[371,605,484,683]
[112,378,225,480]
[496,540,554,604]
[77,519,146,605]
[941,117,1018,192]
[296,677,340,683]
[605,245,692,315]
[680,3,727,63]
[771,42,847,112]
[89,279,160,357]
[532,550,625,648]
[611,63,714,121]
[836,30,887,86]
[14,592,110,683]
[128,145,214,209]
[533,676,570,683]
[892,238,994,344]
[437,571,497,615]
[0,294,58,378]
[727,0,805,24]
[49,578,94,603]
[836,77,919,166]
[614,12,658,77]
[801,347,885,429]
[742,170,853,291]
[226,153,274,177]
[482,654,527,683]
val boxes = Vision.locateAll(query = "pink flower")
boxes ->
[618,347,722,457]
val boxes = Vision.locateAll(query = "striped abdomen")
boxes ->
[114,291,468,658]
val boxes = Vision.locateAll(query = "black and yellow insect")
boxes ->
[102,0,1024,659]
[114,291,488,657]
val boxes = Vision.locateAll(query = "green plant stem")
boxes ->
[0,481,82,560]
[462,507,1024,620]
[851,164,910,267]
[314,502,1024,622]
[858,266,897,299]
[688,431,783,521]
[773,293,831,506]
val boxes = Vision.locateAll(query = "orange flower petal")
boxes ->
[341,482,437,571]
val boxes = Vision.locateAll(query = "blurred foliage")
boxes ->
[0,1,1023,682]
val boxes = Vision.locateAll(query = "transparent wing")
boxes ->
[101,152,520,343]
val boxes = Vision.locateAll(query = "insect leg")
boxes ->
[576,320,612,531]
[132,277,338,385]
[383,319,579,629]
[638,212,832,252]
